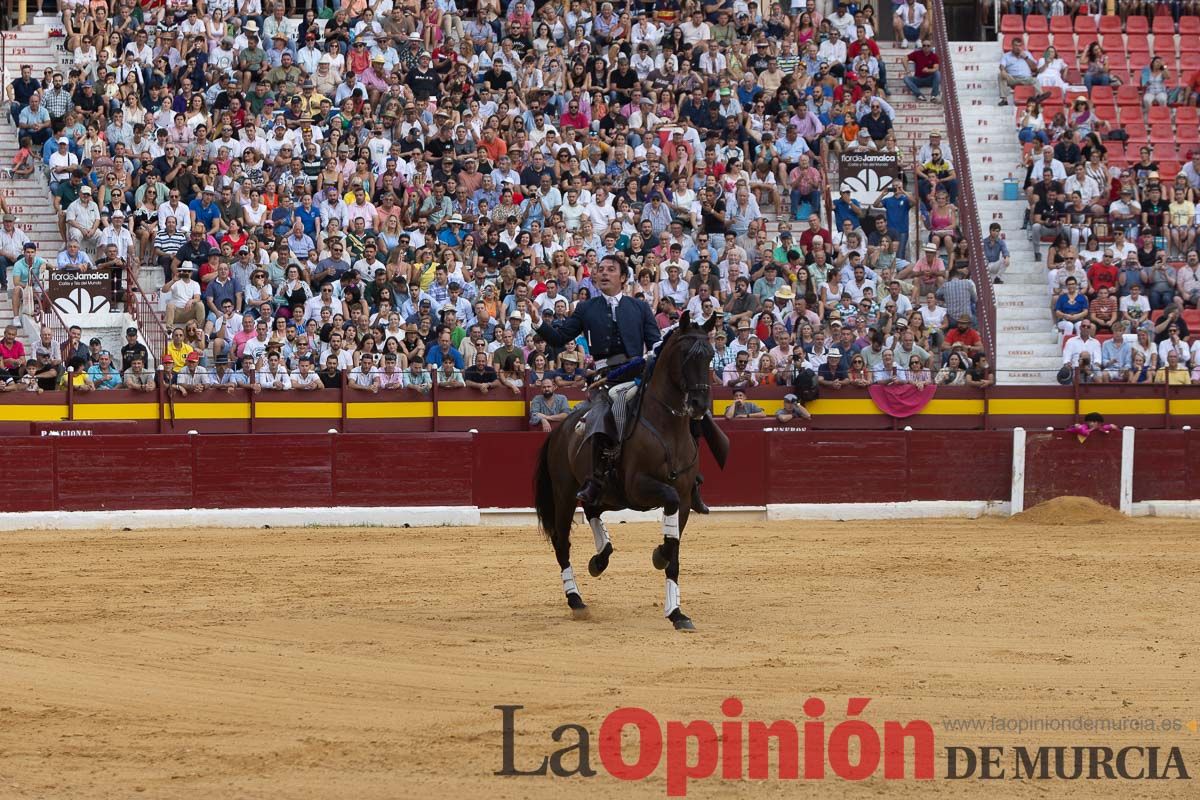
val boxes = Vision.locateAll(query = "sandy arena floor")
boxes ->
[1,510,1198,798]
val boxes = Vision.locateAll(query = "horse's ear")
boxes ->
[678,309,692,330]
[701,312,718,333]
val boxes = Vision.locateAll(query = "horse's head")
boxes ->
[658,310,716,420]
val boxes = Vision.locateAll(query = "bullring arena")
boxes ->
[2,507,1199,797]
[2,428,1200,797]
[6,0,1200,793]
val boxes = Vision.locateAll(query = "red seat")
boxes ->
[1148,104,1172,124]
[1128,50,1151,72]
[1150,123,1175,146]
[1098,32,1125,54]
[1126,16,1150,36]
[1153,15,1177,37]
[1098,15,1124,34]
[1050,16,1074,37]
[1181,51,1200,73]
[1106,52,1130,78]
[1159,160,1181,181]
[1106,141,1127,166]
[1182,309,1200,330]
[1075,16,1098,36]
[1025,15,1049,34]
[1026,33,1051,53]
[1118,105,1145,126]
[1127,36,1151,54]
[1013,84,1037,106]
[1094,104,1119,126]
[1042,85,1064,105]
[1002,32,1021,51]
[1077,32,1099,54]
[1116,84,1142,106]
[1091,84,1116,105]
[1000,14,1024,35]
[1177,109,1200,145]
[1182,17,1200,37]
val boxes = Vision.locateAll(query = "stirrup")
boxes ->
[576,478,602,504]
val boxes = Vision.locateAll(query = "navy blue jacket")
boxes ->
[536,295,660,360]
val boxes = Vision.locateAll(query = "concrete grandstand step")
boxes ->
[950,36,1057,383]
[138,265,165,294]
[997,305,1055,321]
[944,42,1002,64]
[998,346,1062,363]
[998,368,1062,384]
[999,321,1055,337]
[996,278,1051,290]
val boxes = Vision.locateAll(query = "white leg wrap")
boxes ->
[588,516,610,553]
[662,510,680,540]
[561,566,578,595]
[664,578,680,618]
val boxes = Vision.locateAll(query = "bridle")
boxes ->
[653,334,712,419]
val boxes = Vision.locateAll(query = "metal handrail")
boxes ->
[930,2,997,365]
[124,259,170,359]
[28,263,71,343]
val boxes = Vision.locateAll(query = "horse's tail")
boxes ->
[534,432,557,542]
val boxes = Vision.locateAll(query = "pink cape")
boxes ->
[868,383,937,418]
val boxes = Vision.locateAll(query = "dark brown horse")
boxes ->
[533,311,727,631]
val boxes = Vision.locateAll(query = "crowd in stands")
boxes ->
[1,0,992,413]
[996,7,1200,383]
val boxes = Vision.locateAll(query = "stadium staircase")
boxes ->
[1,17,68,344]
[950,40,1060,384]
[2,15,162,360]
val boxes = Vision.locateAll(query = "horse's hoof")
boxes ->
[651,544,668,571]
[668,608,695,632]
[566,592,589,619]
[572,605,591,620]
[588,542,613,577]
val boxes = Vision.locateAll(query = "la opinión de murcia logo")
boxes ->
[496,699,1191,796]
[497,697,933,795]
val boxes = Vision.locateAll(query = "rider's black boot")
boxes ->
[576,438,611,505]
[576,478,602,505]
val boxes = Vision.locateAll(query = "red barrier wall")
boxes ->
[7,429,1194,515]
[1023,431,1123,510]
[765,431,1013,504]
[1131,430,1200,502]
[0,431,1016,514]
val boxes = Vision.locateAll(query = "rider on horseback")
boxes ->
[529,254,660,506]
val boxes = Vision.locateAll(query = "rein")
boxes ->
[628,332,710,479]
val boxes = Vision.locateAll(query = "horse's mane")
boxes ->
[644,321,710,391]
[653,322,707,359]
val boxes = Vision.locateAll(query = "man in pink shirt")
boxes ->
[900,243,946,295]
[0,324,26,378]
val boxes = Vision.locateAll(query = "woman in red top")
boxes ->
[221,219,249,255]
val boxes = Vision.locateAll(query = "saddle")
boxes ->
[577,381,639,439]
